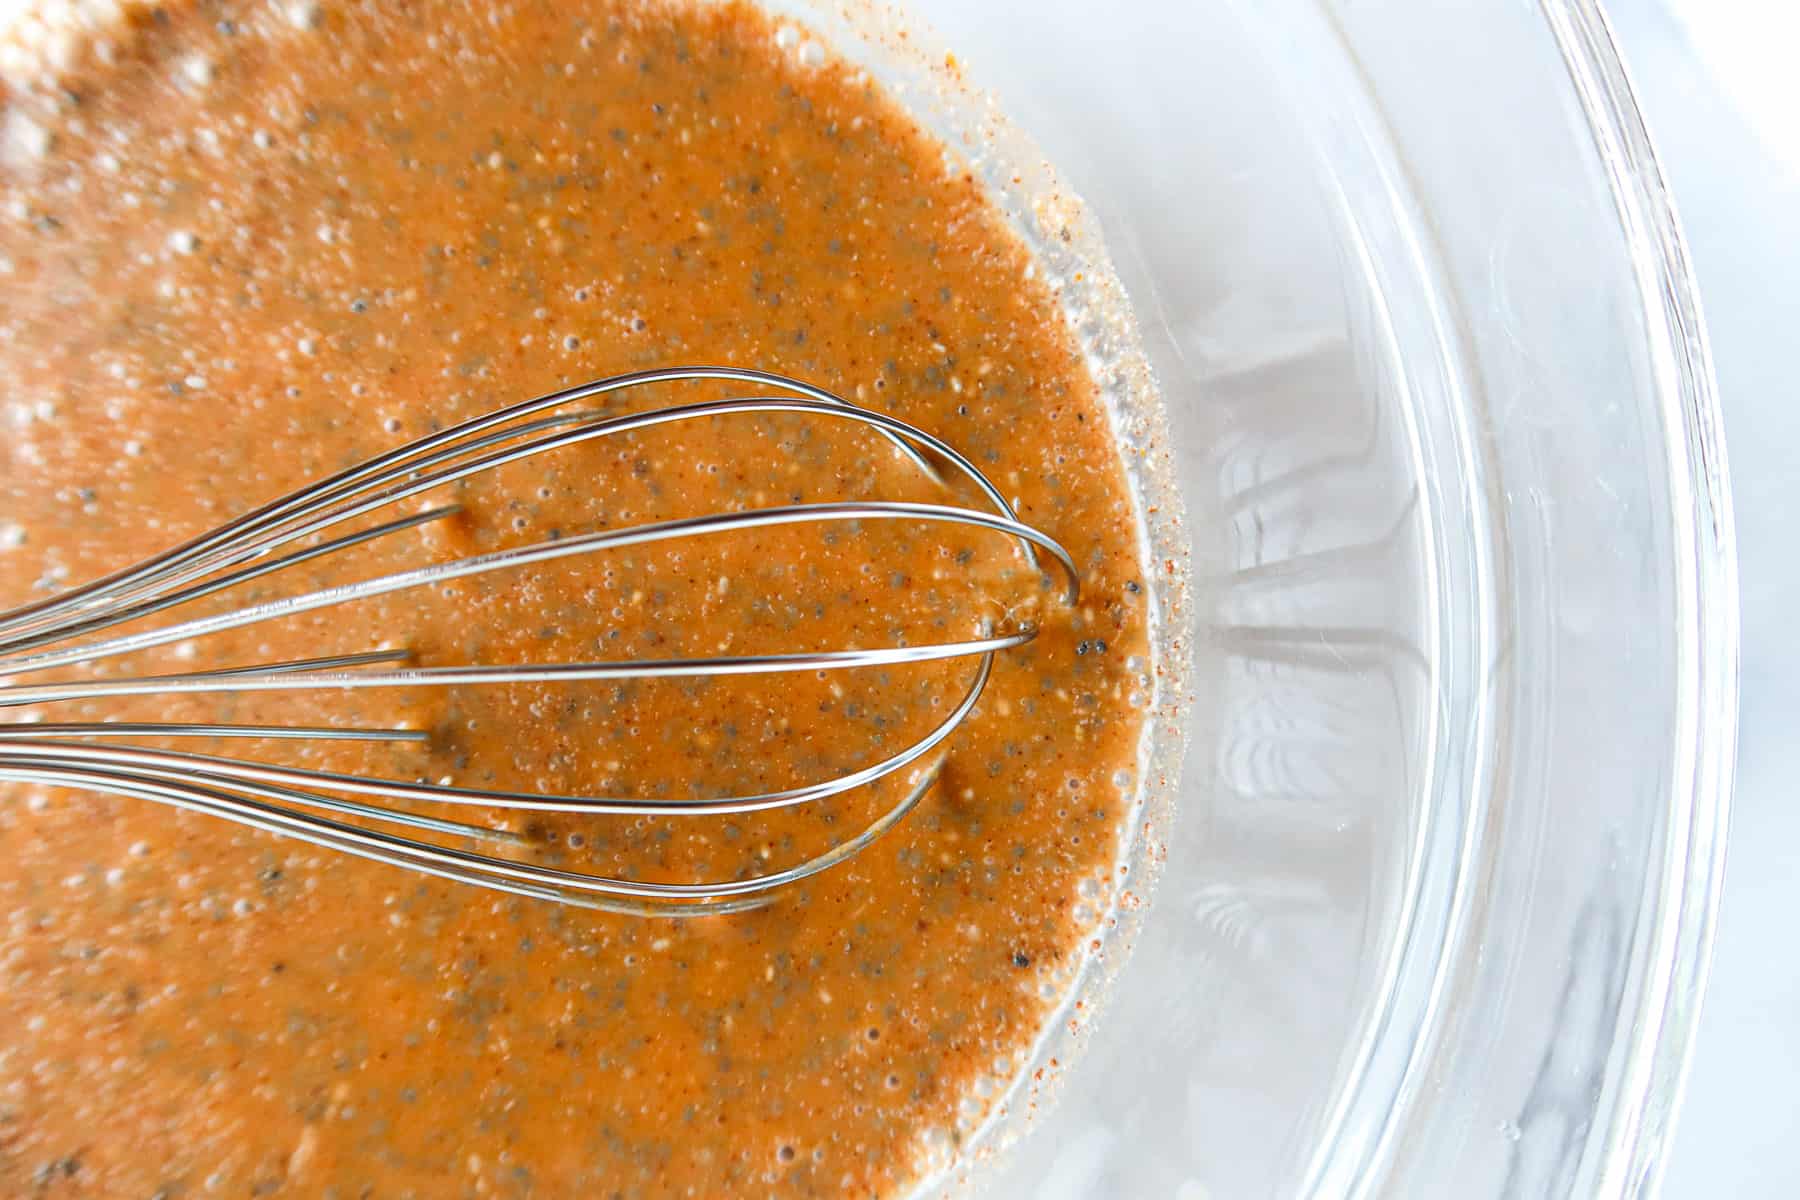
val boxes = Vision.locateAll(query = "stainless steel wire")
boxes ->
[0,367,1078,916]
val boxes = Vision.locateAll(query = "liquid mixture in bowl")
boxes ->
[0,1,1151,1194]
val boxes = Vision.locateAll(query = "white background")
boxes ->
[1607,2,1800,1195]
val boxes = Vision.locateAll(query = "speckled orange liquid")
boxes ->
[0,1,1150,1194]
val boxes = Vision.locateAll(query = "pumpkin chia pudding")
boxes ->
[0,0,1154,1194]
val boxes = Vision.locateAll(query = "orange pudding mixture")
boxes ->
[0,1,1150,1195]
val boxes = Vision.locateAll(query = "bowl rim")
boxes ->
[1539,0,1739,1192]
[1266,0,1742,1190]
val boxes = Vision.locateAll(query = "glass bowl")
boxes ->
[781,0,1739,1195]
[5,0,1734,1193]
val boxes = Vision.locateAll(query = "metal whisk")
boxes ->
[0,368,1077,916]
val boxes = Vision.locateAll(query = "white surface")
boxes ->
[1607,2,1800,1195]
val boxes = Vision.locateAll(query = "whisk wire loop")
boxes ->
[0,370,1076,915]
